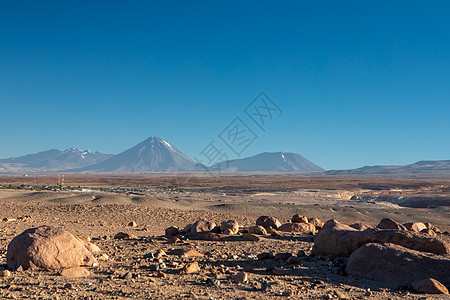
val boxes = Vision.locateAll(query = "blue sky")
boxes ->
[1,1,449,170]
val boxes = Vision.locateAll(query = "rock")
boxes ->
[257,252,275,260]
[77,235,91,243]
[64,283,74,289]
[248,225,268,235]
[167,236,182,244]
[220,220,239,234]
[200,232,222,241]
[165,226,179,236]
[154,249,166,258]
[156,271,166,278]
[231,271,248,284]
[189,220,216,234]
[77,237,101,254]
[179,261,199,274]
[277,222,317,234]
[98,254,109,261]
[292,214,308,223]
[411,278,449,294]
[114,232,136,239]
[424,222,441,233]
[0,270,11,277]
[420,228,437,236]
[312,227,450,258]
[123,272,133,280]
[128,221,137,227]
[256,216,281,229]
[286,256,302,264]
[168,248,203,258]
[241,233,261,242]
[60,267,90,277]
[223,229,235,235]
[275,253,292,260]
[261,280,273,292]
[7,226,97,270]
[349,223,371,231]
[404,222,427,233]
[308,218,324,230]
[346,243,450,285]
[322,219,356,231]
[377,218,407,230]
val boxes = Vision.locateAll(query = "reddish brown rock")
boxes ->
[291,214,308,223]
[404,222,427,233]
[277,222,317,234]
[7,226,97,270]
[60,267,90,277]
[220,220,239,234]
[346,243,450,286]
[189,220,216,234]
[312,228,450,258]
[248,225,268,235]
[165,226,180,236]
[322,219,356,231]
[350,223,371,231]
[256,216,281,229]
[308,218,324,230]
[179,261,199,274]
[377,218,407,230]
[420,228,437,236]
[411,278,449,294]
[114,232,137,239]
[232,271,248,284]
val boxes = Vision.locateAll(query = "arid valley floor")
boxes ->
[0,175,449,299]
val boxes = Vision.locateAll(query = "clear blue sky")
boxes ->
[1,1,449,170]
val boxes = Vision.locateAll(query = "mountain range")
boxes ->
[0,137,449,176]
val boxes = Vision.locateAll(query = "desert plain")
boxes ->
[0,174,449,299]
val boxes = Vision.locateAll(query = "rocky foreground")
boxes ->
[1,212,449,299]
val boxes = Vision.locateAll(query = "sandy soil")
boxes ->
[0,175,449,299]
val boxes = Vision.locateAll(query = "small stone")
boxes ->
[275,253,292,261]
[114,232,136,239]
[128,221,137,227]
[0,270,11,277]
[165,226,179,236]
[154,249,166,258]
[287,256,302,264]
[412,278,449,294]
[156,271,166,278]
[206,278,221,287]
[261,280,273,292]
[64,282,74,289]
[60,267,90,277]
[334,290,347,299]
[257,252,275,260]
[179,261,199,274]
[231,271,248,284]
[98,254,109,261]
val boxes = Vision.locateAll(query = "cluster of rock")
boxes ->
[312,218,450,294]
[165,214,323,243]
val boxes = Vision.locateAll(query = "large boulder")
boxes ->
[312,227,450,258]
[256,216,281,229]
[277,222,317,234]
[346,243,450,286]
[7,226,97,270]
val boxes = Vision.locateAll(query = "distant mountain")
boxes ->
[326,160,450,177]
[212,152,324,172]
[74,137,197,172]
[0,148,112,173]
